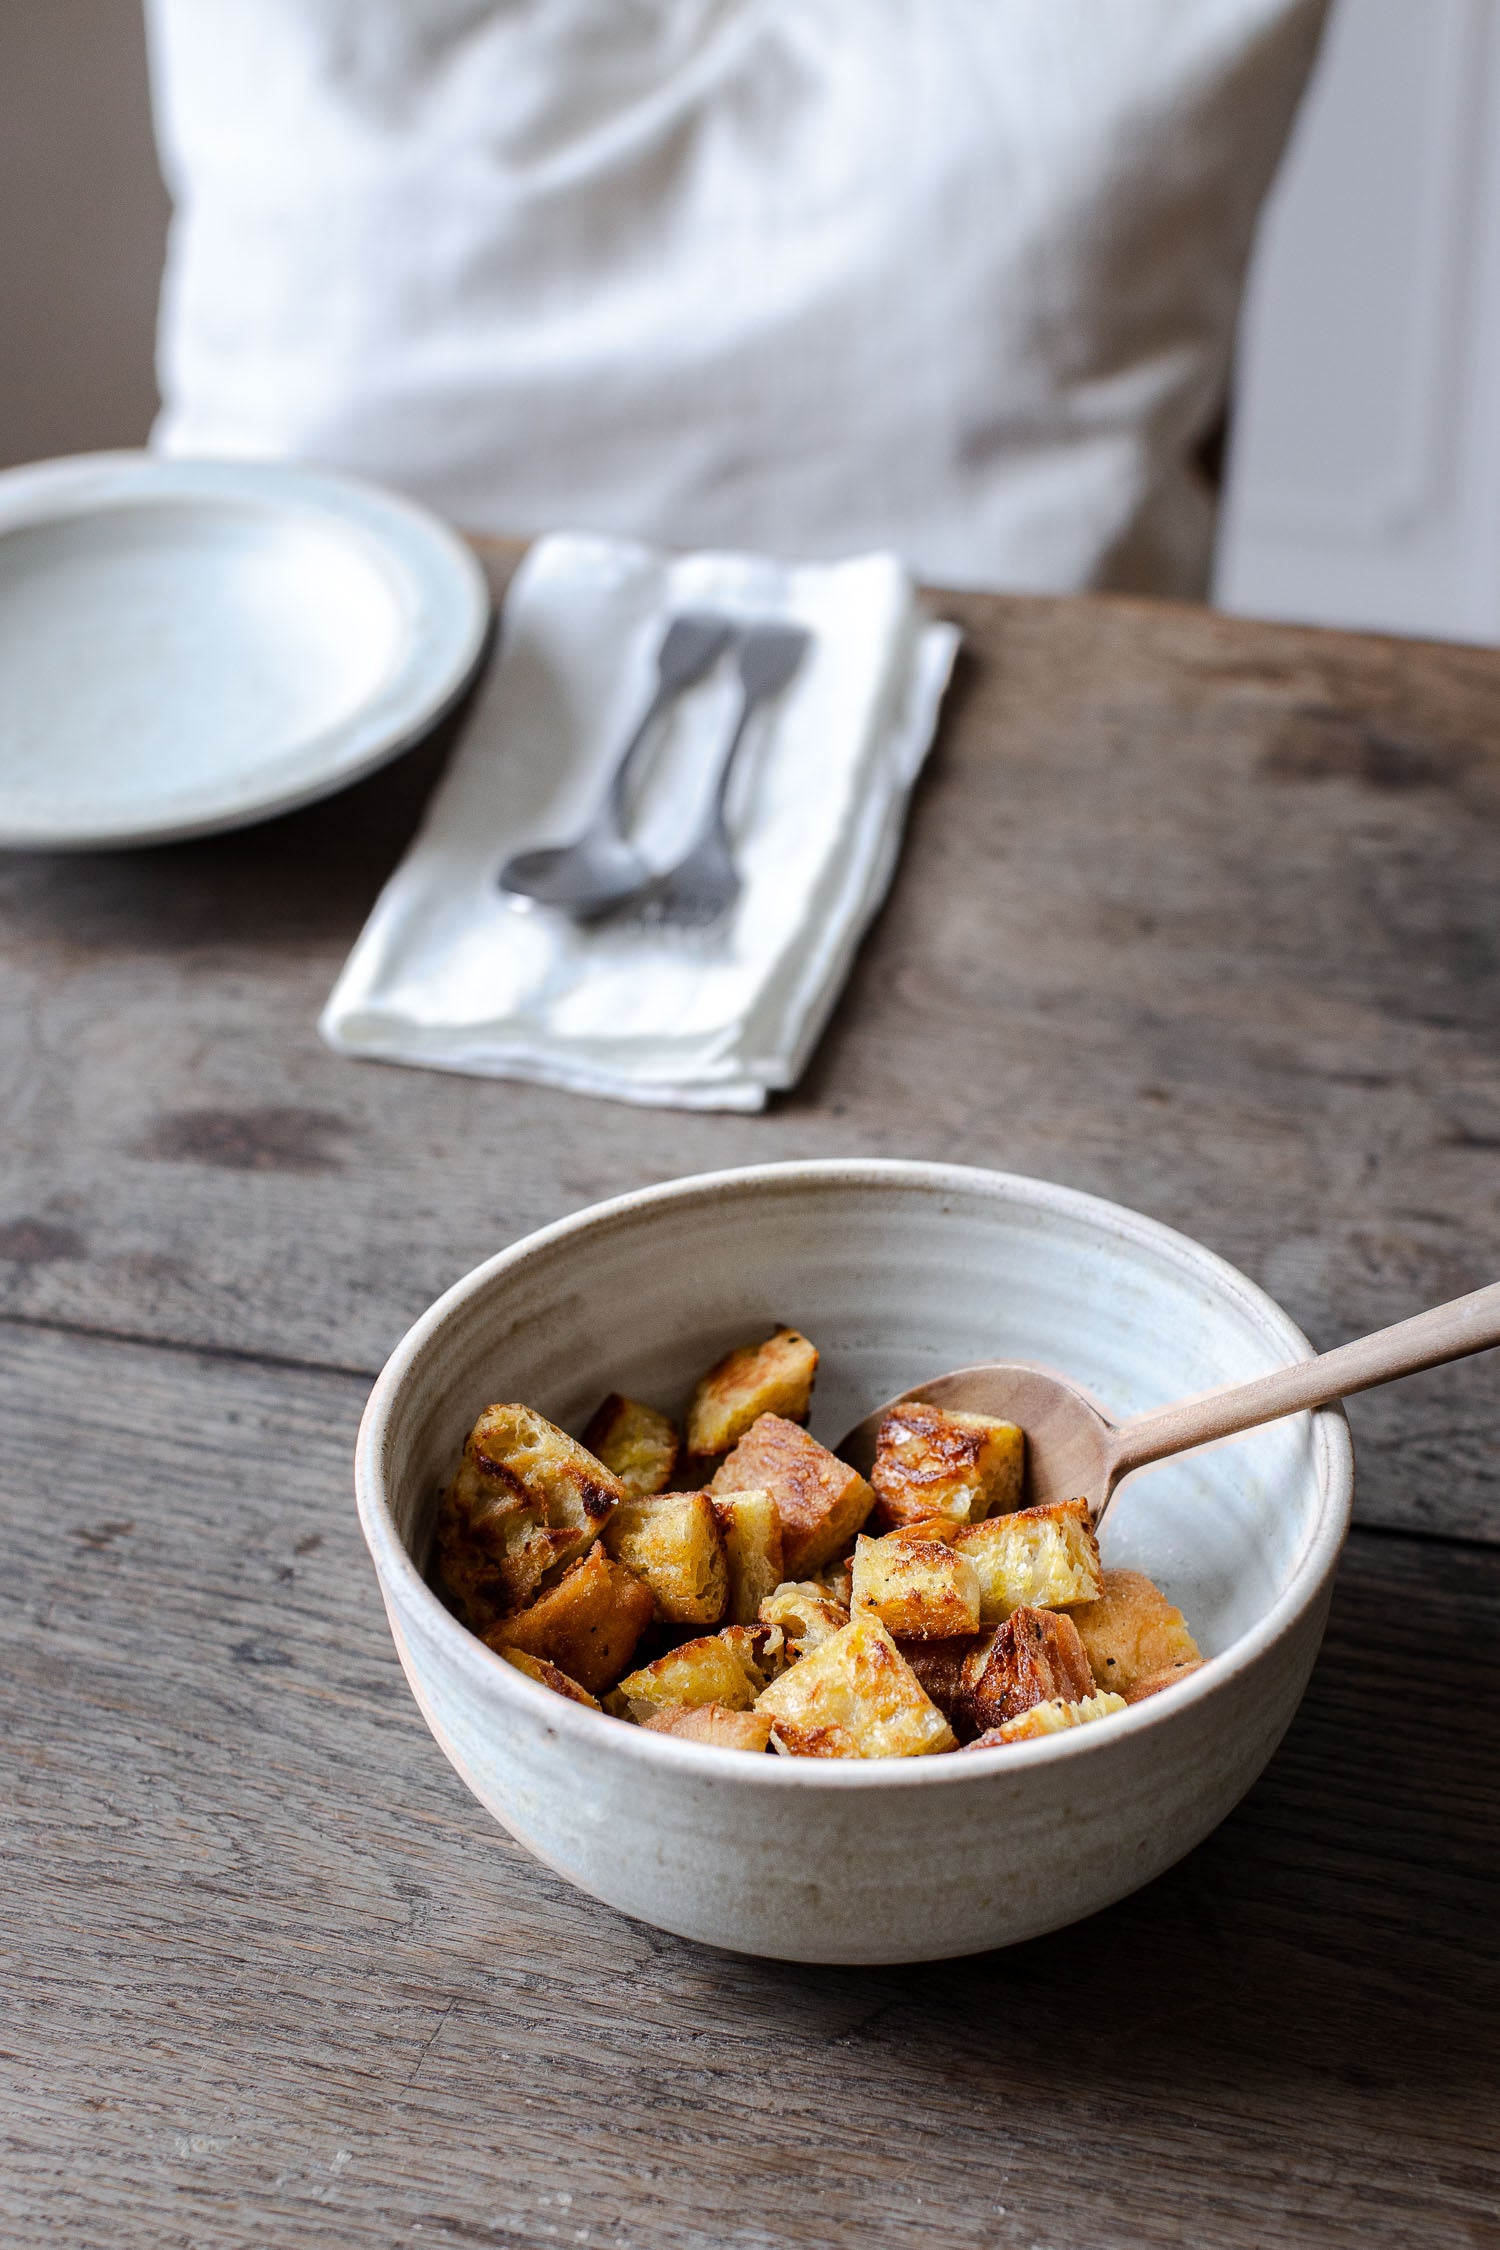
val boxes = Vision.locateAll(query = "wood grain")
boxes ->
[5,563,1496,2247]
[2,1321,1496,2250]
[5,561,1500,1539]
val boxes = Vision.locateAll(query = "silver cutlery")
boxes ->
[624,622,809,929]
[497,612,733,918]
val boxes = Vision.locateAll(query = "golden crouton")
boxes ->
[433,1524,514,1639]
[870,1401,1024,1528]
[811,1552,855,1607]
[969,1690,1128,1746]
[898,1604,1095,1738]
[581,1393,680,1497]
[896,1633,983,1725]
[1121,1660,1205,1705]
[609,1635,758,1721]
[1071,1568,1203,1696]
[437,1403,625,1625]
[952,1497,1102,1624]
[496,1647,602,1711]
[487,1542,653,1695]
[961,1606,1096,1734]
[710,1488,785,1625]
[712,1414,874,1576]
[758,1582,850,1660]
[718,1621,786,1694]
[602,1492,727,1625]
[641,1703,774,1752]
[850,1530,982,1640]
[686,1327,819,1458]
[756,1613,956,1759]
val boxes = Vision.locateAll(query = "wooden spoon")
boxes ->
[838,1280,1500,1525]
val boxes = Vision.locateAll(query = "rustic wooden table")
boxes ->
[4,546,1498,2249]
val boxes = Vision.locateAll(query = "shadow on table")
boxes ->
[707,1532,1496,2114]
[0,651,494,957]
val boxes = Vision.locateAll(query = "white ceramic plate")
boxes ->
[0,453,491,849]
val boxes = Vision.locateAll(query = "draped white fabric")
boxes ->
[318,533,957,1108]
[146,0,1326,595]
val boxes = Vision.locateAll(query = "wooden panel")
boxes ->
[1219,0,1500,642]
[4,559,1500,1540]
[0,0,167,468]
[2,1322,1495,2249]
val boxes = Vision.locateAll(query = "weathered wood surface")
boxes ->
[3,1320,1495,2250]
[5,556,1500,1538]
[6,567,1500,2248]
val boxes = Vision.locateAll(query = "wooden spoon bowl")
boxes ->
[840,1279,1500,1526]
[839,1361,1117,1509]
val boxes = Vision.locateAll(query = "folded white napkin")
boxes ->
[320,533,959,1110]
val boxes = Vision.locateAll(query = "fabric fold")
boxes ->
[320,532,959,1109]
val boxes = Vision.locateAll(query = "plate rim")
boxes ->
[0,451,492,851]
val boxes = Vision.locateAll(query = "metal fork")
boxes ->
[497,612,733,919]
[625,622,810,929]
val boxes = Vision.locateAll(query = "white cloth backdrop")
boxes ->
[145,0,1326,595]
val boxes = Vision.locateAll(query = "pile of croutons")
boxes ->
[434,1325,1203,1757]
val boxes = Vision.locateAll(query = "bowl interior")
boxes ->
[375,1165,1342,1665]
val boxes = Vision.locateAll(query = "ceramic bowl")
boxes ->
[356,1160,1352,1964]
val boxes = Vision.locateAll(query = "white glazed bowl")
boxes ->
[356,1160,1352,1964]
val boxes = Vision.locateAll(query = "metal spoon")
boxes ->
[498,612,733,918]
[838,1279,1500,1526]
[625,622,810,930]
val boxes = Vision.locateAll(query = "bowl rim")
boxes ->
[356,1157,1353,1790]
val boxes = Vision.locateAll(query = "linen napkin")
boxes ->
[319,533,959,1110]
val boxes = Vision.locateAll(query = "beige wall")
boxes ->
[0,2,169,469]
[1218,0,1500,643]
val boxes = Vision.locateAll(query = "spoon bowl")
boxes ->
[840,1360,1119,1510]
[842,1272,1500,1524]
[500,832,651,918]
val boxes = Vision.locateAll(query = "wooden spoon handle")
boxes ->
[1108,1279,1500,1489]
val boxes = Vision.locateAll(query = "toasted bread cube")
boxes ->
[609,1634,758,1721]
[437,1403,625,1625]
[966,1691,1128,1746]
[641,1702,774,1752]
[710,1488,785,1625]
[497,1648,602,1711]
[851,1531,982,1640]
[895,1633,985,1727]
[811,1552,855,1607]
[686,1327,819,1458]
[758,1581,850,1660]
[718,1621,785,1695]
[602,1492,727,1625]
[952,1498,1102,1624]
[434,1521,514,1638]
[870,1401,1024,1528]
[487,1543,653,1695]
[1071,1568,1203,1696]
[712,1415,874,1577]
[898,1604,1095,1738]
[961,1605,1095,1734]
[997,1690,1127,1743]
[1121,1660,1205,1705]
[581,1393,680,1498]
[756,1613,956,1759]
